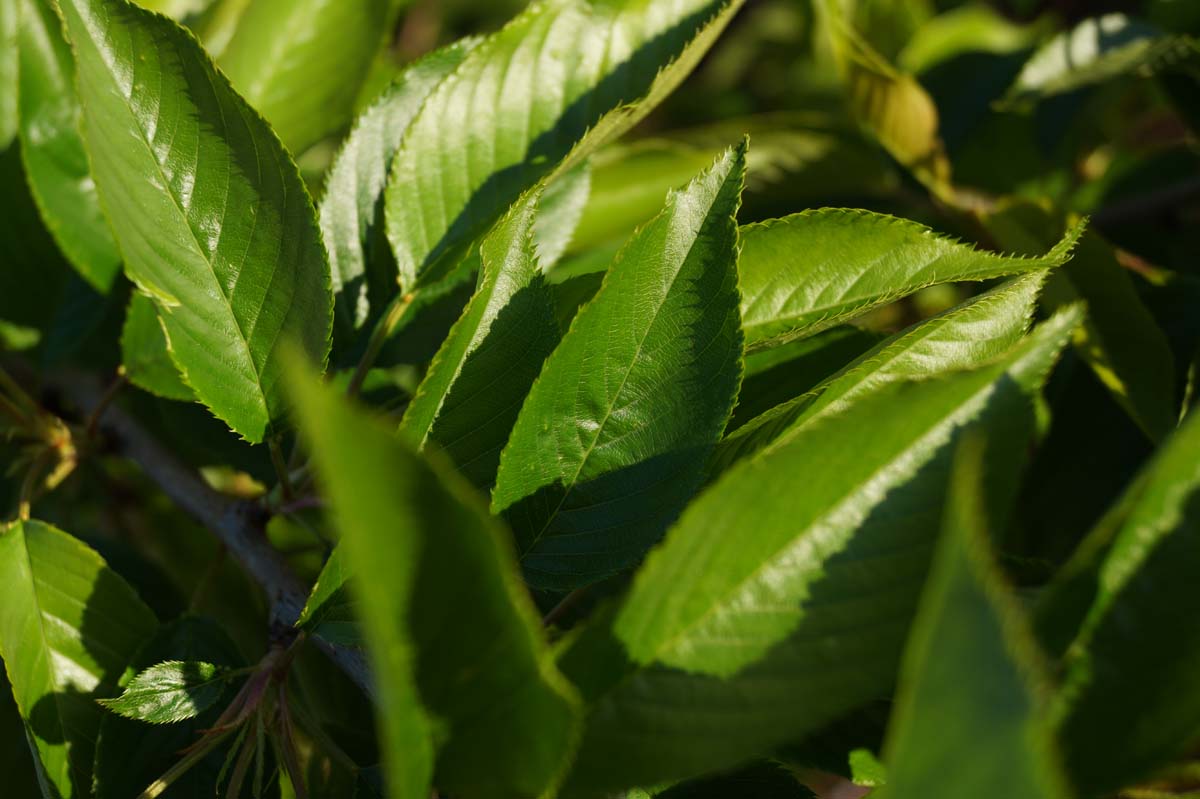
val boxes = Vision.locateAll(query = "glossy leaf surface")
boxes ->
[17,0,123,292]
[289,370,580,799]
[57,0,333,443]
[321,42,475,344]
[493,143,747,590]
[384,0,746,290]
[98,660,227,724]
[738,210,1081,351]
[0,520,157,798]
[558,311,1077,796]
[716,273,1045,473]
[615,308,1078,679]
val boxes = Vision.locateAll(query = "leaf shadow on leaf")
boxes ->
[562,374,1040,794]
[23,564,156,791]
[413,4,722,283]
[424,276,560,489]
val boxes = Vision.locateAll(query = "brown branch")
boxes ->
[45,370,374,700]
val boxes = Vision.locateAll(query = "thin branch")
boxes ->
[46,370,374,700]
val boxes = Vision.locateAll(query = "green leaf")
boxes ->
[1040,409,1200,795]
[400,188,561,489]
[288,367,581,799]
[986,203,1178,442]
[874,436,1067,799]
[716,273,1046,473]
[321,41,476,345]
[296,545,362,650]
[0,0,16,149]
[97,660,228,725]
[93,617,248,799]
[614,307,1078,680]
[492,143,747,591]
[738,209,1082,352]
[1002,14,1200,109]
[384,0,747,290]
[56,0,333,443]
[0,520,158,798]
[217,0,405,155]
[822,4,950,189]
[17,0,123,292]
[556,311,1078,797]
[121,293,193,402]
[534,159,593,268]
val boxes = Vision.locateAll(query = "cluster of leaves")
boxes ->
[1,0,1198,798]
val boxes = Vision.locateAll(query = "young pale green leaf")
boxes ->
[217,0,405,155]
[17,0,123,292]
[384,0,746,290]
[492,143,747,591]
[1040,409,1200,796]
[0,520,158,798]
[0,0,15,149]
[97,660,228,725]
[400,189,561,489]
[57,0,333,443]
[93,617,245,799]
[822,3,950,189]
[288,368,580,799]
[1002,14,1200,109]
[875,436,1067,799]
[738,209,1082,352]
[321,41,475,345]
[613,307,1079,681]
[716,273,1046,473]
[121,293,193,402]
[557,313,1075,797]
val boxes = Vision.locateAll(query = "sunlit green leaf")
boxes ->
[493,143,747,590]
[98,660,228,724]
[56,0,333,442]
[384,0,747,291]
[717,273,1046,473]
[557,310,1078,797]
[321,41,476,346]
[0,520,157,798]
[738,210,1082,352]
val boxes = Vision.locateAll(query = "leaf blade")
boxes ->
[739,210,1082,352]
[288,367,581,799]
[97,660,227,725]
[57,0,333,442]
[492,142,748,590]
[0,520,158,798]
